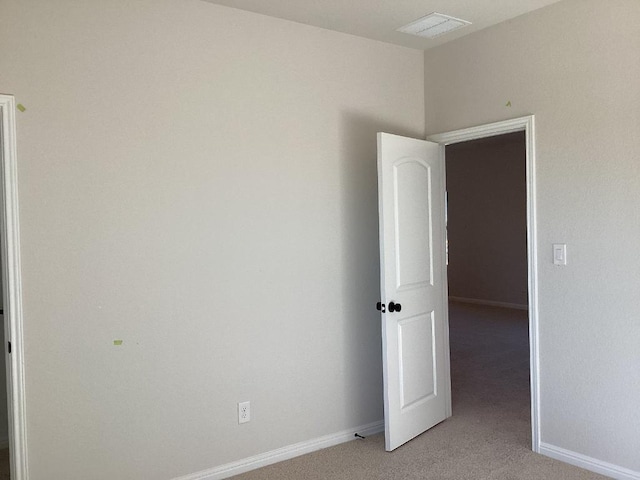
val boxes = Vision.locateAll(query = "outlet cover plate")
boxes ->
[238,401,250,424]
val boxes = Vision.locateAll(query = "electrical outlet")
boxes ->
[238,401,250,424]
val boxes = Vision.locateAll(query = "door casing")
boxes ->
[428,115,540,452]
[0,94,29,479]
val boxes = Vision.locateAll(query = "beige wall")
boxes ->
[425,0,640,472]
[446,132,527,307]
[0,1,424,478]
[3,0,639,477]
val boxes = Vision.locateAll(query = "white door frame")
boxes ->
[427,115,540,453]
[0,94,29,479]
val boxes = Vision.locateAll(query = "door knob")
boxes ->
[376,302,386,313]
[388,301,402,313]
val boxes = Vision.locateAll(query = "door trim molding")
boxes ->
[539,443,640,480]
[448,296,528,311]
[172,420,384,480]
[427,115,540,453]
[0,94,29,479]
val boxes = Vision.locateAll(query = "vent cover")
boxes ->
[397,12,471,39]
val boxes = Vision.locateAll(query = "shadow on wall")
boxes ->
[337,111,424,426]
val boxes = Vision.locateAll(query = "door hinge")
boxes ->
[7,341,11,354]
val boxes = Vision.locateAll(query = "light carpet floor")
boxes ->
[232,302,607,479]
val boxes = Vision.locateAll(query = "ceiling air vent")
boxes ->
[397,12,471,39]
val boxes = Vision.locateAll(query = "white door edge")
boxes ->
[427,115,540,453]
[0,94,29,479]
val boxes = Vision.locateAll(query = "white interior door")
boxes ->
[377,132,451,451]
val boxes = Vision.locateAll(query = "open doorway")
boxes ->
[376,117,538,452]
[428,115,540,452]
[445,131,531,448]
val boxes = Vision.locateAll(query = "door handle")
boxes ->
[376,302,386,313]
[388,301,402,313]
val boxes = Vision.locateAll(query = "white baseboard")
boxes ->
[448,296,528,311]
[172,420,384,480]
[0,436,8,449]
[540,442,640,480]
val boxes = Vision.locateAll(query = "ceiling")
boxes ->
[201,0,564,50]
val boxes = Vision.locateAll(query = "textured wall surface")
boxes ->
[0,1,424,478]
[425,0,640,472]
[3,0,639,477]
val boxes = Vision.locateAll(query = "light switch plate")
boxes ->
[553,244,567,265]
